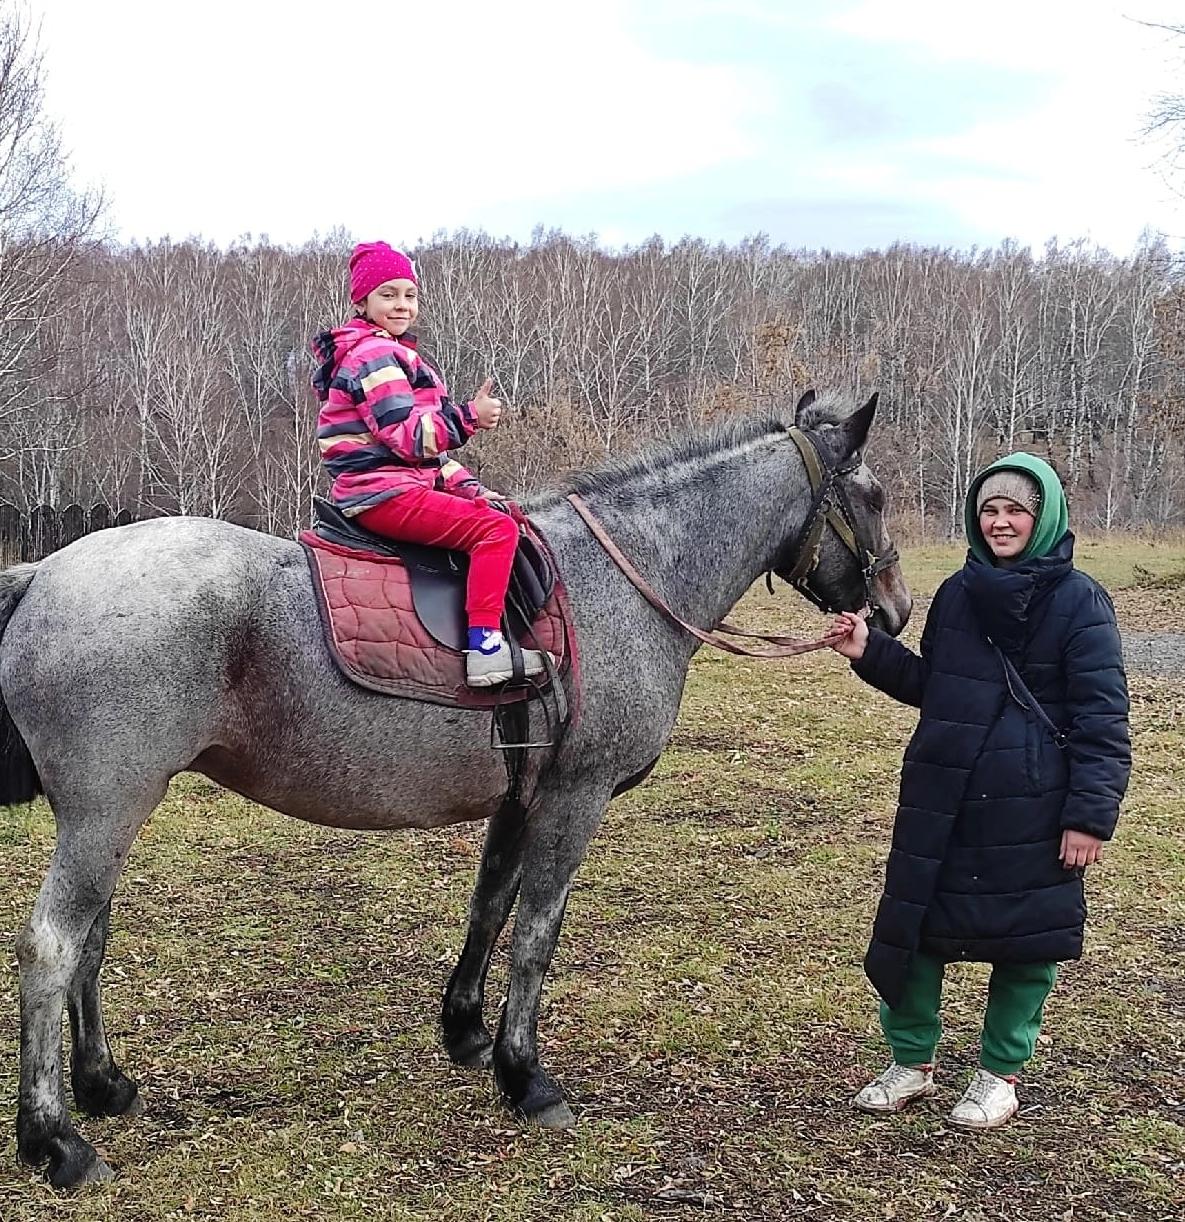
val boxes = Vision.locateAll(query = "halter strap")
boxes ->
[781,426,897,612]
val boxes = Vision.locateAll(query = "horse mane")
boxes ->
[527,390,859,506]
[562,412,786,499]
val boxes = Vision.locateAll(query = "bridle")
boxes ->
[773,426,899,615]
[566,424,899,660]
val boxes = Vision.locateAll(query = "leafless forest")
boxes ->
[2,4,1183,541]
[6,229,1180,540]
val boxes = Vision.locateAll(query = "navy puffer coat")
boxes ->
[855,533,1131,1009]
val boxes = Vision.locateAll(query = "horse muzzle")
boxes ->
[868,583,912,638]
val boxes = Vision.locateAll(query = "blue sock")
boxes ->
[467,627,502,654]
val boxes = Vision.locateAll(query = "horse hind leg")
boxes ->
[441,799,529,1069]
[17,884,117,1186]
[17,793,157,1188]
[68,900,142,1120]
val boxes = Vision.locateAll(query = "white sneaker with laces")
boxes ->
[464,632,553,687]
[948,1068,1019,1130]
[852,1062,936,1113]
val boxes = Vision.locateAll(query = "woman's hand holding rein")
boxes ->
[827,610,869,660]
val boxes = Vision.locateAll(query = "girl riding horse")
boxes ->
[312,241,550,687]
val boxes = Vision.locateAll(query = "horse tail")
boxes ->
[0,563,42,806]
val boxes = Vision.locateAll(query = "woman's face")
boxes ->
[362,278,418,337]
[979,497,1035,562]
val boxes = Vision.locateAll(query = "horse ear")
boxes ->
[838,392,878,458]
[794,389,817,426]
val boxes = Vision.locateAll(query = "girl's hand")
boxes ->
[1060,829,1104,870]
[478,488,511,513]
[827,611,868,660]
[472,378,502,430]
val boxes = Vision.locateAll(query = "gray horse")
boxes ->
[1,391,910,1187]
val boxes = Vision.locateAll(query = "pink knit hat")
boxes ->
[349,241,418,303]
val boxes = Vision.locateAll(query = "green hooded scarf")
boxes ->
[963,452,1069,564]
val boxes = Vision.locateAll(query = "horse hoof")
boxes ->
[529,1100,576,1129]
[80,1156,115,1186]
[17,1142,44,1169]
[46,1134,114,1189]
[74,1070,142,1119]
[498,1062,572,1127]
[454,1042,493,1070]
[443,1026,494,1069]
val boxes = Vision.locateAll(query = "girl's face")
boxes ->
[979,497,1035,563]
[362,278,418,337]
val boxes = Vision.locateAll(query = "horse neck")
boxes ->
[570,431,812,633]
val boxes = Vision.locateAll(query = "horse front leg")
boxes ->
[493,781,609,1129]
[67,900,142,1120]
[441,799,529,1069]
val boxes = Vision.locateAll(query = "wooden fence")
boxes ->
[0,504,137,567]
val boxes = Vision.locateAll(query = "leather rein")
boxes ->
[566,426,897,660]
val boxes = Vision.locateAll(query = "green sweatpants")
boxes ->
[880,954,1058,1077]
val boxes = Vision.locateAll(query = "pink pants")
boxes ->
[357,487,518,629]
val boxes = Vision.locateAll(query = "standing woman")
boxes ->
[830,454,1131,1129]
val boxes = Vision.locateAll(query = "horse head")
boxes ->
[772,389,912,637]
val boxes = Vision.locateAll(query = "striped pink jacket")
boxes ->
[311,318,481,516]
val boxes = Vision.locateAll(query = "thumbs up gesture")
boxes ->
[472,378,502,430]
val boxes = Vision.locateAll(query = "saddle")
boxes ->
[300,498,575,713]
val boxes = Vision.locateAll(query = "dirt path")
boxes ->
[1122,631,1185,681]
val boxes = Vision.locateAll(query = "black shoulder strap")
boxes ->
[992,644,1067,749]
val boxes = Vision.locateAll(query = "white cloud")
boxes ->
[817,1,1185,251]
[825,0,1178,72]
[34,0,769,245]
[28,0,1185,253]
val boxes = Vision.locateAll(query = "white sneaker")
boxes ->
[852,1062,936,1113]
[465,633,553,687]
[948,1068,1019,1130]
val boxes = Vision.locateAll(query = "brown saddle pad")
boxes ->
[300,530,574,709]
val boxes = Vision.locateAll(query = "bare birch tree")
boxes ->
[0,0,101,497]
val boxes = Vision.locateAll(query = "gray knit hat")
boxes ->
[976,470,1041,517]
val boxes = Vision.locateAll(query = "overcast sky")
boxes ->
[31,0,1185,254]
